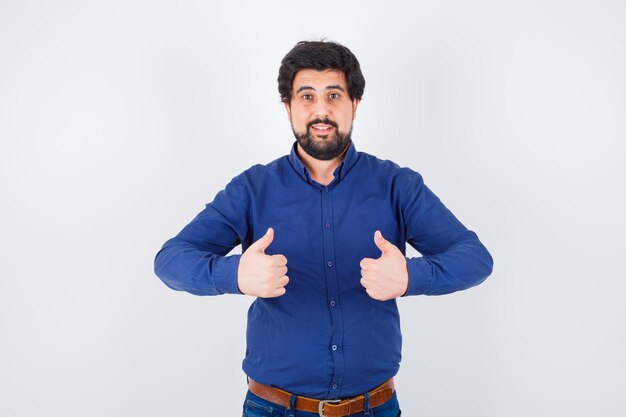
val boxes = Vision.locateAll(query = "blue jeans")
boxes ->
[241,388,402,417]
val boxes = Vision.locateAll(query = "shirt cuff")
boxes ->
[403,256,433,296]
[213,254,244,295]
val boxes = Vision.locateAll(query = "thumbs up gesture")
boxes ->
[359,230,409,301]
[237,227,289,298]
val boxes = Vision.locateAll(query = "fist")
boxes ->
[359,230,409,301]
[237,227,289,298]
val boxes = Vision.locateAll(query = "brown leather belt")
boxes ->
[247,377,395,417]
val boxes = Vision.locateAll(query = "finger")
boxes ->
[271,254,288,266]
[374,230,394,256]
[359,257,376,270]
[366,287,384,301]
[360,269,373,278]
[252,227,274,253]
[279,275,289,287]
[272,286,287,297]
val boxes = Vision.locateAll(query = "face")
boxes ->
[284,69,360,161]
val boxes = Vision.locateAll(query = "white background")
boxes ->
[1,1,625,416]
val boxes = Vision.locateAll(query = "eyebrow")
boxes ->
[295,84,346,94]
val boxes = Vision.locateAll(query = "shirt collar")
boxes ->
[288,139,359,185]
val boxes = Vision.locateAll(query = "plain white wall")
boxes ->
[1,1,625,416]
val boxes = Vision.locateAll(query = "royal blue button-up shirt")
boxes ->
[154,139,493,399]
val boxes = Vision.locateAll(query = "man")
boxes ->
[154,40,494,417]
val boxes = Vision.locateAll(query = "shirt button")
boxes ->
[325,222,331,228]
[332,384,338,389]
[332,345,337,351]
[330,300,336,307]
[327,261,333,267]
[324,187,329,192]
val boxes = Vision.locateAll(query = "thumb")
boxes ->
[254,227,274,253]
[374,230,392,256]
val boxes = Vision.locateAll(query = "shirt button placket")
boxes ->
[320,184,344,396]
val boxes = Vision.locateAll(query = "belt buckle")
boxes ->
[318,398,342,417]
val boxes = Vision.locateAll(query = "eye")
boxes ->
[329,93,340,99]
[302,94,313,101]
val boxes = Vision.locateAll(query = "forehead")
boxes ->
[292,69,347,91]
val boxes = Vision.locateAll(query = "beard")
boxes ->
[291,118,353,161]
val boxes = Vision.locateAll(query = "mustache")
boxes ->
[307,118,338,129]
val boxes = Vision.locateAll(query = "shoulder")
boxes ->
[229,154,288,185]
[357,150,425,188]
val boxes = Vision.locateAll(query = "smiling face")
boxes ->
[284,68,360,160]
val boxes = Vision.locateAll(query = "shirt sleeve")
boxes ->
[398,169,494,296]
[153,172,250,296]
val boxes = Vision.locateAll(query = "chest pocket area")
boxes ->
[251,220,313,259]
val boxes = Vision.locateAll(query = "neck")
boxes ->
[296,142,349,186]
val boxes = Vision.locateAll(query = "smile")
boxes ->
[311,124,334,132]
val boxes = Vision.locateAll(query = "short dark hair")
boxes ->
[277,40,365,104]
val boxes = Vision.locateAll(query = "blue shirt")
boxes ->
[154,139,493,399]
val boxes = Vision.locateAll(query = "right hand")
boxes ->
[237,227,289,297]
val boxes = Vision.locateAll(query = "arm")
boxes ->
[399,169,494,296]
[153,173,250,296]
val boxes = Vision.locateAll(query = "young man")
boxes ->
[154,40,494,417]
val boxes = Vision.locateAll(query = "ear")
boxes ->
[352,99,360,120]
[283,101,291,120]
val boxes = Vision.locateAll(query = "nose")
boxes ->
[312,97,331,119]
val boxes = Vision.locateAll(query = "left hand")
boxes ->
[359,230,409,301]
